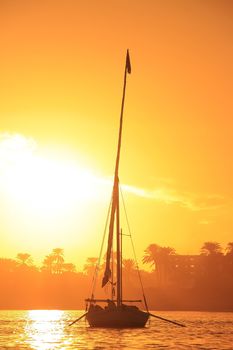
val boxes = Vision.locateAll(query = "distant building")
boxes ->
[168,255,202,288]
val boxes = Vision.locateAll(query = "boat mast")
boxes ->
[115,50,131,307]
[101,50,131,307]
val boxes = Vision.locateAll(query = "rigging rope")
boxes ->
[88,197,112,300]
[119,185,149,313]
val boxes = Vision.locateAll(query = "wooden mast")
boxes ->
[101,50,131,306]
[115,50,131,307]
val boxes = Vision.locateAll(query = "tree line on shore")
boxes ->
[0,241,232,311]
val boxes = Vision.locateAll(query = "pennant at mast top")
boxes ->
[126,49,131,74]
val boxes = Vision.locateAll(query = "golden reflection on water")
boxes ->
[25,310,70,350]
[0,310,232,349]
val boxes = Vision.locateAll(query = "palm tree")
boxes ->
[122,259,136,271]
[51,248,64,274]
[142,244,161,270]
[63,263,76,273]
[200,242,223,281]
[42,248,65,274]
[225,242,233,272]
[226,242,233,255]
[52,248,64,258]
[83,257,98,276]
[200,242,222,256]
[143,244,176,285]
[122,259,136,282]
[16,253,33,266]
[42,254,54,273]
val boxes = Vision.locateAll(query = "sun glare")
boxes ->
[1,133,99,203]
[26,310,66,350]
[0,133,108,235]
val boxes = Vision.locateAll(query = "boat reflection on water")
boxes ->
[25,310,69,350]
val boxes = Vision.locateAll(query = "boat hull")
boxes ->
[86,308,149,328]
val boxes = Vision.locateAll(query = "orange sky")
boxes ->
[0,0,232,268]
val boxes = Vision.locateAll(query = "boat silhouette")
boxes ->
[68,51,185,330]
[85,50,150,328]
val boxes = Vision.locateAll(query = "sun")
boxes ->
[0,133,107,241]
[0,133,98,209]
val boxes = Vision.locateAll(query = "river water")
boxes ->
[0,310,232,349]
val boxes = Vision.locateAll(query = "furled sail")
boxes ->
[101,181,118,287]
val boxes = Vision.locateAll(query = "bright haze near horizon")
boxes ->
[0,0,232,269]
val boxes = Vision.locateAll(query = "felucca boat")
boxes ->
[84,50,150,328]
[69,51,185,330]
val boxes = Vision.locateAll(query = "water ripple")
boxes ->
[0,310,233,349]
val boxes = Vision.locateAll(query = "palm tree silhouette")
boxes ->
[200,242,223,281]
[42,248,65,274]
[226,242,233,255]
[83,257,98,276]
[42,254,54,273]
[16,253,33,266]
[143,244,176,285]
[225,242,233,273]
[200,242,222,256]
[51,248,64,274]
[122,258,136,283]
[63,263,76,273]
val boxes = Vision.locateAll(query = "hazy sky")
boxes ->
[0,0,232,268]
